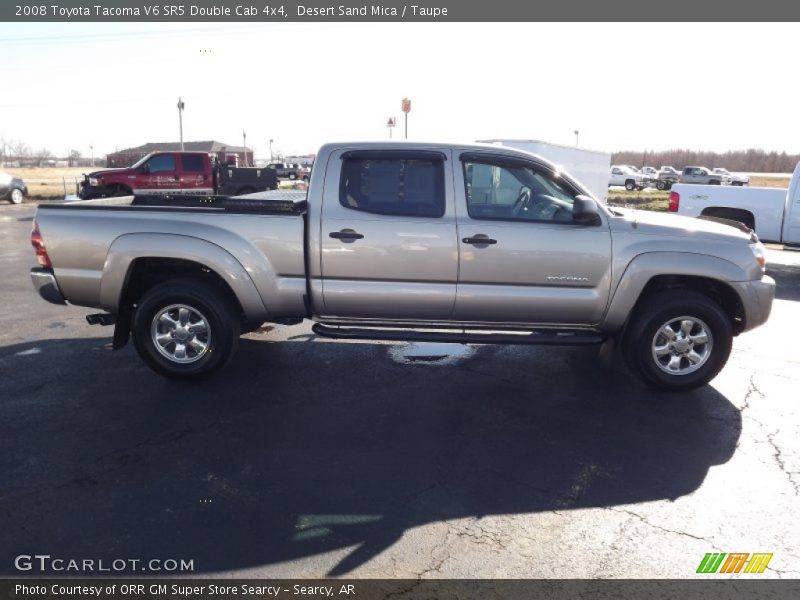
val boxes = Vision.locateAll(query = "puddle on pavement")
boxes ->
[388,342,476,366]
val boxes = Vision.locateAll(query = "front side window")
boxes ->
[463,159,576,223]
[340,156,445,218]
[145,154,176,173]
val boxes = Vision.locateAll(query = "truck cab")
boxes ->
[79,152,213,198]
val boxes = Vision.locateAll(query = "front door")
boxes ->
[319,149,458,321]
[454,152,613,326]
[139,153,179,193]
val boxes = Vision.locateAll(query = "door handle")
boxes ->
[329,229,364,241]
[462,236,497,245]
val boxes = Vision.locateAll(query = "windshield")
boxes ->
[130,153,155,169]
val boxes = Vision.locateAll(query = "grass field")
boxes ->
[3,166,89,200]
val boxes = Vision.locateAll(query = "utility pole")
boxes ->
[242,130,247,166]
[574,130,579,147]
[177,98,185,150]
[89,145,94,167]
[269,139,274,161]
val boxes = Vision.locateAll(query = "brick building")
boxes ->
[106,141,253,168]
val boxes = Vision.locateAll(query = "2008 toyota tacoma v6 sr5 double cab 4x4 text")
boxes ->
[29,142,775,390]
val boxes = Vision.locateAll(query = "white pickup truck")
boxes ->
[670,162,800,244]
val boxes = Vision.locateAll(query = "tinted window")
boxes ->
[146,154,175,173]
[340,157,445,218]
[182,154,205,172]
[463,160,576,223]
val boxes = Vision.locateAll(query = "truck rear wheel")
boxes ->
[132,279,240,379]
[656,180,667,191]
[623,290,732,391]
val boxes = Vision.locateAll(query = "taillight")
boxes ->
[30,219,52,268]
[668,191,680,212]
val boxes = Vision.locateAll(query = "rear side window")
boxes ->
[182,154,205,172]
[146,154,175,173]
[340,156,445,218]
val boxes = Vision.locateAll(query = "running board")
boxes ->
[312,323,604,346]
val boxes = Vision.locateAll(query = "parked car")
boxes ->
[609,165,645,190]
[0,171,27,204]
[713,168,749,186]
[30,141,774,390]
[656,166,681,190]
[669,161,800,244]
[77,151,278,199]
[296,165,311,182]
[268,162,300,180]
[679,166,731,186]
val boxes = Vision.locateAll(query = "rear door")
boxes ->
[454,152,612,325]
[178,154,213,193]
[318,149,458,320]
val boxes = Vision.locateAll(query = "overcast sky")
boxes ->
[1,22,798,159]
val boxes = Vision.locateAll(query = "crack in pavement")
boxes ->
[765,429,800,497]
[605,507,722,550]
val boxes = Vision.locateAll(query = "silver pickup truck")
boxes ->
[29,142,775,390]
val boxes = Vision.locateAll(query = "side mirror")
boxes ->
[573,195,602,226]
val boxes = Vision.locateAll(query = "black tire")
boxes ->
[624,180,636,191]
[288,173,297,181]
[132,279,240,379]
[302,175,309,182]
[623,290,732,391]
[109,185,132,197]
[656,180,667,191]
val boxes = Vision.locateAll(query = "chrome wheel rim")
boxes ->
[651,316,713,375]
[10,189,23,204]
[150,304,211,364]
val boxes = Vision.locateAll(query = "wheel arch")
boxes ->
[100,233,268,322]
[603,252,749,335]
[700,206,756,231]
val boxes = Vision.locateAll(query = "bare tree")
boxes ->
[67,149,82,167]
[9,140,30,160]
[32,148,53,165]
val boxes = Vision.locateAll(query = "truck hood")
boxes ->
[86,168,131,178]
[612,208,752,243]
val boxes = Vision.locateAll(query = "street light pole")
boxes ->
[269,139,274,161]
[242,131,247,167]
[574,130,579,147]
[177,98,185,151]
[89,145,94,167]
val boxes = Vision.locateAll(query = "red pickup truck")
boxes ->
[78,151,278,199]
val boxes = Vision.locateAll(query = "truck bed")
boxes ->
[35,191,309,318]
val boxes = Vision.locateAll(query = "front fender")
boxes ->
[602,252,751,332]
[99,233,268,321]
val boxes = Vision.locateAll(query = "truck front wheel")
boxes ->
[623,290,732,391]
[131,279,240,379]
[624,180,636,191]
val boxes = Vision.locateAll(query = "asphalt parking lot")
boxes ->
[1,202,799,579]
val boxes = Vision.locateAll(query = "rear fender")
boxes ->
[100,233,268,321]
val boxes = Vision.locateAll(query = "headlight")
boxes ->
[749,242,766,271]
[88,177,100,186]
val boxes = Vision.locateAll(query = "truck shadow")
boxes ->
[767,263,800,301]
[0,335,742,576]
